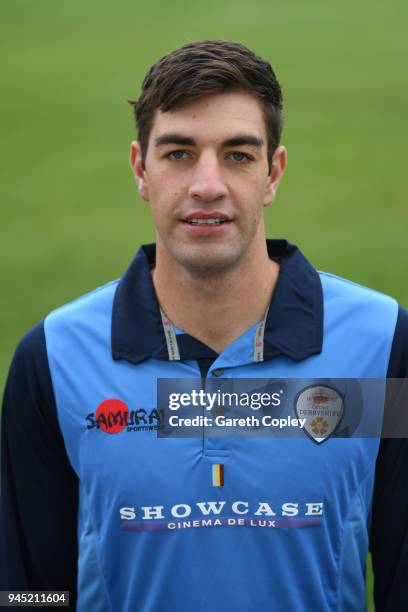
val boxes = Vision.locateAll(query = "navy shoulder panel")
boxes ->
[0,322,78,606]
[371,305,408,611]
[387,305,408,377]
[3,322,64,439]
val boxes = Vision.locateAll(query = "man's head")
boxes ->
[129,40,283,173]
[129,41,286,277]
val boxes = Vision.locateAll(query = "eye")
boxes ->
[166,150,190,161]
[228,152,253,163]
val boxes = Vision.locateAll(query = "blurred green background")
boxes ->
[2,1,407,607]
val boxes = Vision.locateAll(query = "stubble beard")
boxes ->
[162,230,260,280]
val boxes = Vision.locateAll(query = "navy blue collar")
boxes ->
[112,239,323,364]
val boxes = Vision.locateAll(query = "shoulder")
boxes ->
[4,321,62,444]
[319,270,399,333]
[7,321,50,397]
[388,305,408,377]
[45,278,120,328]
[319,270,398,307]
[7,279,121,399]
[318,270,408,376]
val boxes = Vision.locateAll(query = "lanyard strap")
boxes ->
[161,306,269,362]
[253,306,269,362]
[160,309,181,361]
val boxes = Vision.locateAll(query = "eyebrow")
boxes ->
[154,133,264,148]
[155,133,195,147]
[222,135,264,148]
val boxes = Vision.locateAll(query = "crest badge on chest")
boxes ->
[295,385,344,444]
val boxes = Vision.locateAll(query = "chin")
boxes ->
[174,245,243,277]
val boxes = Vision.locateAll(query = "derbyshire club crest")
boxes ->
[295,385,344,444]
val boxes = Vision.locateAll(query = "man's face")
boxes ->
[130,91,286,275]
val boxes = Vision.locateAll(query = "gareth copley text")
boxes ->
[168,414,306,429]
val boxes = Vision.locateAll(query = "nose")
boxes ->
[188,152,228,202]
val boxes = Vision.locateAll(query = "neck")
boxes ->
[152,238,279,354]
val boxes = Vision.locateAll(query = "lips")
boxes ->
[186,218,226,225]
[181,211,232,225]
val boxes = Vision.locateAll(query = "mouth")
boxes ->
[181,211,232,228]
[184,218,228,226]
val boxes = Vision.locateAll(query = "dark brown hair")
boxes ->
[128,40,283,171]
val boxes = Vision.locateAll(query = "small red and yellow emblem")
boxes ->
[312,391,330,404]
[212,464,224,487]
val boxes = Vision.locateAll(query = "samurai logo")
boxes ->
[295,385,344,444]
[86,398,163,434]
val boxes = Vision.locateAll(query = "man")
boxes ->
[1,40,407,611]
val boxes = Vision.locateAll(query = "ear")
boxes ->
[263,145,287,206]
[129,141,150,202]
